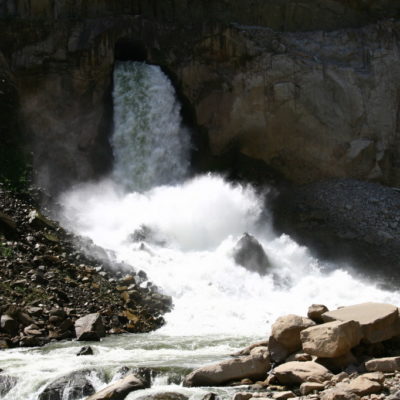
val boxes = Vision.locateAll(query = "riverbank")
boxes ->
[0,184,172,349]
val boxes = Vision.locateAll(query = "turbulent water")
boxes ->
[2,61,400,400]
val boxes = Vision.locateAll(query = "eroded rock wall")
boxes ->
[0,1,399,191]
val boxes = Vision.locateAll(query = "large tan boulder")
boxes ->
[322,303,400,343]
[365,356,400,372]
[301,320,362,358]
[86,374,148,400]
[269,315,315,362]
[273,361,333,385]
[183,354,270,387]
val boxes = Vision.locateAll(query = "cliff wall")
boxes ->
[0,1,399,191]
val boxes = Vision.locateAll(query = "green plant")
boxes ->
[0,241,13,258]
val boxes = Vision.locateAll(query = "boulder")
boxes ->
[0,315,19,336]
[232,393,253,400]
[300,320,362,358]
[273,361,333,385]
[77,346,93,356]
[316,352,358,373]
[135,392,188,400]
[308,304,329,323]
[232,340,269,356]
[74,313,105,341]
[322,303,400,343]
[183,354,270,387]
[365,356,400,372]
[38,370,97,400]
[300,382,325,395]
[320,387,360,400]
[269,315,315,362]
[232,233,271,275]
[272,391,295,399]
[348,375,382,396]
[86,373,149,400]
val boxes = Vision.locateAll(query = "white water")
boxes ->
[2,61,400,399]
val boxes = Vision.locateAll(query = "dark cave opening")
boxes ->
[114,38,148,62]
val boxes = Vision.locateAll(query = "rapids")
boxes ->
[1,61,399,400]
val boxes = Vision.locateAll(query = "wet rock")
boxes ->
[77,345,93,356]
[308,304,329,323]
[273,361,333,385]
[301,320,362,358]
[87,373,149,400]
[232,393,252,400]
[136,392,189,400]
[38,370,97,400]
[28,210,56,230]
[269,315,315,362]
[322,303,400,343]
[183,354,270,387]
[74,313,105,341]
[232,233,271,275]
[0,373,18,396]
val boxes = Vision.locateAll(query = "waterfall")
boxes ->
[58,61,400,336]
[2,60,400,400]
[112,62,190,191]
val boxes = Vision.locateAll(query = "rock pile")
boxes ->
[184,302,400,400]
[0,186,172,348]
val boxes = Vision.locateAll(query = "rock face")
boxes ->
[300,320,362,358]
[183,354,270,387]
[86,373,149,400]
[1,3,400,194]
[269,314,315,362]
[232,233,271,275]
[322,303,400,343]
[74,313,106,341]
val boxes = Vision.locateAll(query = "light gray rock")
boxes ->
[74,313,105,341]
[322,303,400,343]
[183,354,270,387]
[300,320,362,358]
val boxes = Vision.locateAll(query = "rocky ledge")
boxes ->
[183,302,400,400]
[0,185,172,349]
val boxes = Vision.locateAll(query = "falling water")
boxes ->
[1,62,400,400]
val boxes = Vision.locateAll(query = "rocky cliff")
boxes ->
[0,1,399,191]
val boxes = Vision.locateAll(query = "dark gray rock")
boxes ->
[0,374,18,396]
[77,345,94,356]
[232,233,271,275]
[38,370,98,400]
